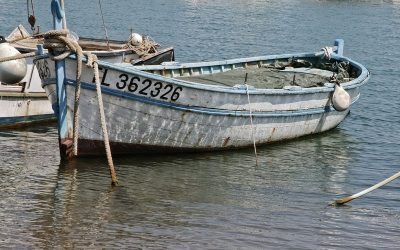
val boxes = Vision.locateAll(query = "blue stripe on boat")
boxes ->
[44,80,360,118]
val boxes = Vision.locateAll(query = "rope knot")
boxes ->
[85,53,98,68]
[43,29,82,61]
[321,46,334,60]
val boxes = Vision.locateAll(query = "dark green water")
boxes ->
[1,0,400,249]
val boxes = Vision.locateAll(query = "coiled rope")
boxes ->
[321,46,334,60]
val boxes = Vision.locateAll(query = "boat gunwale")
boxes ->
[0,91,49,98]
[34,50,369,95]
[105,52,370,93]
[15,43,173,57]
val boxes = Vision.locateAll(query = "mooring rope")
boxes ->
[244,73,259,166]
[0,51,36,63]
[1,29,118,185]
[42,29,118,185]
[89,54,118,186]
[42,29,83,156]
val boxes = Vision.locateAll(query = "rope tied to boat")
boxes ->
[86,53,118,186]
[43,29,118,185]
[244,73,259,167]
[0,51,36,63]
[43,29,84,157]
[321,46,334,60]
[43,29,82,60]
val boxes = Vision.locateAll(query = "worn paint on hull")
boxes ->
[0,91,55,129]
[37,41,369,157]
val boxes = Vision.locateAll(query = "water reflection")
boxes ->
[23,126,355,247]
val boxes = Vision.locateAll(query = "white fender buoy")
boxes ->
[332,84,350,111]
[0,41,27,84]
[129,33,143,46]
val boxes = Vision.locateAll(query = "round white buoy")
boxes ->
[0,42,27,84]
[129,33,143,46]
[332,84,350,111]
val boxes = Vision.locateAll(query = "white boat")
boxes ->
[0,35,54,128]
[35,0,369,158]
[0,25,174,129]
[36,38,369,157]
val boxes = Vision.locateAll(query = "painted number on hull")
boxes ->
[116,73,182,101]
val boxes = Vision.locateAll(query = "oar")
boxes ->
[333,170,400,206]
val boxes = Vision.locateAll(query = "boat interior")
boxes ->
[145,57,358,89]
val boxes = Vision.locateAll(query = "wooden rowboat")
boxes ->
[36,38,369,157]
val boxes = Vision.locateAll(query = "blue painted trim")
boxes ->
[52,0,68,141]
[0,114,55,126]
[334,39,344,56]
[36,44,44,55]
[43,80,357,118]
[51,0,64,20]
[97,54,369,95]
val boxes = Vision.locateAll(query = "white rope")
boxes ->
[244,73,259,166]
[321,46,334,60]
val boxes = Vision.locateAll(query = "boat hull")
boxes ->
[44,81,350,155]
[39,51,367,156]
[2,25,174,129]
[0,92,55,128]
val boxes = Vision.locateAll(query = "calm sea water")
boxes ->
[1,0,400,249]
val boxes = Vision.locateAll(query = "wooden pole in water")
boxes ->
[51,0,69,155]
[334,170,400,205]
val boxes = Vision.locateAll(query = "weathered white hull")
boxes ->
[0,92,54,128]
[38,47,368,156]
[45,83,350,155]
[1,29,174,129]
